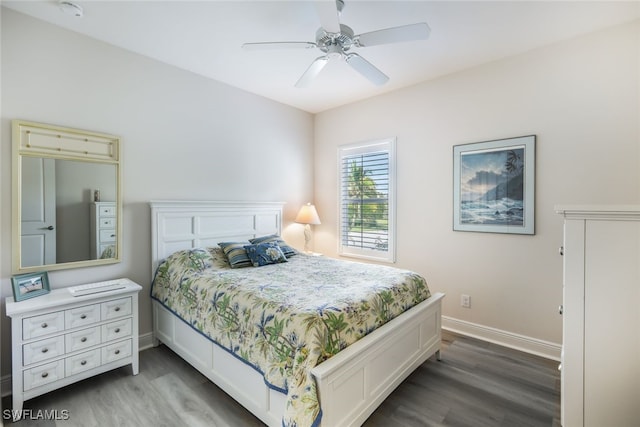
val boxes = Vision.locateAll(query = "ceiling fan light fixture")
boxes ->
[326,44,343,59]
[243,0,428,87]
[59,1,83,17]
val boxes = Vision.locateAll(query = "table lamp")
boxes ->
[295,203,321,253]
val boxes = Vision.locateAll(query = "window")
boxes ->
[338,138,396,262]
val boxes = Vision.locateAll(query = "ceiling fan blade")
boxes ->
[345,53,389,86]
[242,41,317,51]
[295,56,330,88]
[356,22,431,47]
[314,0,341,34]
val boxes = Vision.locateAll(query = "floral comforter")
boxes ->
[150,247,431,427]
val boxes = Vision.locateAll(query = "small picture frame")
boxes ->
[11,271,51,302]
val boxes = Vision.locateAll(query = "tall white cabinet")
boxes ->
[90,202,117,259]
[557,206,640,426]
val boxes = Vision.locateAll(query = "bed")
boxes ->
[150,201,444,427]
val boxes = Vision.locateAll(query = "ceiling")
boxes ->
[3,1,639,113]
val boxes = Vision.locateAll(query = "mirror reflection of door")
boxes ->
[21,157,56,267]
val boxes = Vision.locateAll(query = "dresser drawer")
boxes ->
[101,297,131,320]
[23,360,64,392]
[99,218,116,228]
[99,229,116,242]
[102,339,131,364]
[23,336,65,366]
[99,206,116,216]
[102,319,131,342]
[23,311,65,340]
[65,349,101,377]
[65,326,101,353]
[65,304,100,329]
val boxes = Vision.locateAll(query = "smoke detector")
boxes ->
[59,1,83,17]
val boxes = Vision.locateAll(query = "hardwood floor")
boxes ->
[3,331,560,426]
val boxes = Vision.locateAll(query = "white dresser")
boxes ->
[90,202,117,259]
[556,206,640,426]
[6,279,141,421]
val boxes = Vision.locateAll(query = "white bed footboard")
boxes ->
[312,292,444,426]
[152,292,443,427]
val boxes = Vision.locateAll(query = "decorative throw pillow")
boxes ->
[243,242,288,267]
[163,248,214,272]
[207,247,231,269]
[186,248,215,271]
[249,234,297,257]
[217,241,252,268]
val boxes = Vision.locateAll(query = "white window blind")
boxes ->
[338,138,396,262]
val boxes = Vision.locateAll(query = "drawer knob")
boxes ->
[41,323,48,329]
[115,328,121,333]
[41,372,49,378]
[41,348,49,353]
[80,314,87,319]
[80,360,87,366]
[114,307,121,312]
[115,349,120,355]
[81,337,87,343]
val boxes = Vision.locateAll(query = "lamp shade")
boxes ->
[295,203,321,225]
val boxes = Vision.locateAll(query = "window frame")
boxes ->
[338,137,396,263]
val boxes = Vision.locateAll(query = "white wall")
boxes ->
[314,20,640,352]
[0,9,315,376]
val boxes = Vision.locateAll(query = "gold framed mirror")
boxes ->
[12,120,122,273]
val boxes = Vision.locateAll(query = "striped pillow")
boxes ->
[217,241,252,268]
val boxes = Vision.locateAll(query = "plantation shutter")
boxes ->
[338,138,395,262]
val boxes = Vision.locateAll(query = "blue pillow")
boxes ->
[243,242,288,267]
[218,241,252,268]
[249,234,297,257]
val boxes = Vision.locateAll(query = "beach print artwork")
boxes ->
[459,147,525,226]
[453,135,535,235]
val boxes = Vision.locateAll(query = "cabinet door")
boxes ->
[583,220,640,426]
[562,219,586,427]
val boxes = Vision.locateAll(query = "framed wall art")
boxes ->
[11,271,51,301]
[453,135,536,234]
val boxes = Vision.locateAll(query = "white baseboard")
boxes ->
[442,316,561,361]
[138,331,155,351]
[1,332,157,398]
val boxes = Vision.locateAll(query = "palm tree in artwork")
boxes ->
[504,150,523,175]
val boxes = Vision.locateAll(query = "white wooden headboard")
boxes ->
[150,200,284,276]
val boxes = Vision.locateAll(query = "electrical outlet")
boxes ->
[461,294,471,308]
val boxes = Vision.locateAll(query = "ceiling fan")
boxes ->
[242,0,431,88]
